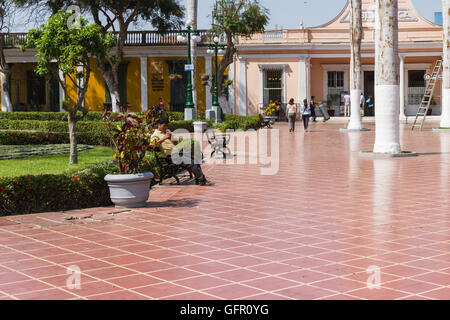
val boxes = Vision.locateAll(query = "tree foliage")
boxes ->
[211,0,269,100]
[77,0,185,111]
[21,10,115,164]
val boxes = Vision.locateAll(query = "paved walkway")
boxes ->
[0,122,449,300]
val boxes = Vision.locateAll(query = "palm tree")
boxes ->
[347,0,363,130]
[441,0,450,128]
[373,0,401,154]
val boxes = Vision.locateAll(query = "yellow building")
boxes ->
[0,30,231,117]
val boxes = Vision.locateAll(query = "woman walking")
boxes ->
[301,99,311,132]
[286,98,297,132]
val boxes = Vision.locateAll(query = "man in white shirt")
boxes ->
[344,93,351,117]
[360,93,366,117]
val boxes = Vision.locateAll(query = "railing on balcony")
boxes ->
[262,31,284,41]
[1,30,212,48]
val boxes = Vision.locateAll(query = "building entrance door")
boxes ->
[167,60,188,113]
[364,71,375,116]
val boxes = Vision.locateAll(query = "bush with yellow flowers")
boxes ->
[264,101,280,116]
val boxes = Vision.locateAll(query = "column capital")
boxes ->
[399,54,406,60]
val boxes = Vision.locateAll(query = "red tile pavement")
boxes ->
[0,122,450,300]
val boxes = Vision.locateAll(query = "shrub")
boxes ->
[0,111,185,122]
[0,119,107,133]
[0,155,162,216]
[0,131,111,146]
[0,162,117,215]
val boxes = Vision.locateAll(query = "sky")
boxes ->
[195,0,442,30]
[11,0,443,32]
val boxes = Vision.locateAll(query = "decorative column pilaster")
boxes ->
[140,57,148,113]
[399,54,406,120]
[238,56,247,116]
[298,55,308,104]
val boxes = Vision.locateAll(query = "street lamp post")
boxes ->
[207,37,226,123]
[177,20,202,120]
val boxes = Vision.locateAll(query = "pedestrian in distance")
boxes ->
[301,99,311,132]
[286,98,297,132]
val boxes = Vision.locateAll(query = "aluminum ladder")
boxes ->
[412,60,442,131]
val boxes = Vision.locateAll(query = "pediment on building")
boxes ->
[314,0,441,30]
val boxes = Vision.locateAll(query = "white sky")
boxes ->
[10,0,443,32]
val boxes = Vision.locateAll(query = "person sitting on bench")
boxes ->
[150,118,207,185]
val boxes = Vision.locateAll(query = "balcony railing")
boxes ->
[1,30,211,48]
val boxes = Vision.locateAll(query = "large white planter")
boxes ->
[104,172,154,208]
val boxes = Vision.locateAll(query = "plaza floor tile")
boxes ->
[1,123,450,300]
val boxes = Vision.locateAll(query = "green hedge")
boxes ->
[0,131,111,146]
[0,119,107,133]
[0,162,117,215]
[214,114,262,132]
[0,154,162,216]
[0,111,185,122]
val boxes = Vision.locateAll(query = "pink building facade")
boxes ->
[232,0,444,118]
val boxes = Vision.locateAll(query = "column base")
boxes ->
[184,108,196,121]
[340,128,371,132]
[359,151,418,158]
[212,106,222,123]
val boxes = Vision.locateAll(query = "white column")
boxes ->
[298,56,308,104]
[59,69,65,112]
[228,61,235,114]
[348,0,363,130]
[373,0,401,154]
[1,72,7,112]
[399,55,406,120]
[205,55,212,111]
[188,0,198,113]
[238,57,247,116]
[140,57,148,113]
[441,0,450,127]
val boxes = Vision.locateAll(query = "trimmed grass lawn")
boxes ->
[0,146,114,177]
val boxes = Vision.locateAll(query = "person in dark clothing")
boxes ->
[301,99,311,132]
[310,96,317,122]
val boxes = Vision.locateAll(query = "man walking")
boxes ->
[344,92,351,117]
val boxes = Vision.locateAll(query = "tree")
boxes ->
[79,0,184,112]
[13,0,71,14]
[347,0,363,130]
[442,0,450,128]
[22,10,115,164]
[0,0,15,112]
[211,0,269,109]
[373,0,401,153]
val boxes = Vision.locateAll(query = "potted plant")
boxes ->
[102,103,154,208]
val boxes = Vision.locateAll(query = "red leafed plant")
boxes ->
[103,101,151,174]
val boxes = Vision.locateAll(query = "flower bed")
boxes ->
[0,145,93,160]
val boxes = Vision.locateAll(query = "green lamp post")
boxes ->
[177,20,202,120]
[207,37,226,123]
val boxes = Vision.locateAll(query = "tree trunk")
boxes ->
[1,69,13,112]
[96,58,122,112]
[188,0,198,112]
[373,0,401,154]
[348,0,363,130]
[441,0,450,127]
[68,112,78,164]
